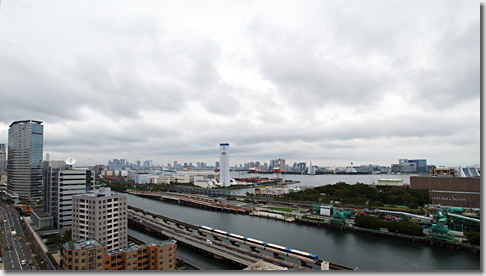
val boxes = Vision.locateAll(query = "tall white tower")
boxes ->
[219,143,230,187]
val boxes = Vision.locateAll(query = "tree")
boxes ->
[46,234,63,248]
[401,192,413,206]
[176,259,186,268]
[466,231,480,246]
[408,202,419,209]
[62,229,72,243]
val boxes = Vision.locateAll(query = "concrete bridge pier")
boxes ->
[300,261,312,268]
[273,253,284,260]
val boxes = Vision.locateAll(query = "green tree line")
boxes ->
[355,215,424,236]
[281,182,428,208]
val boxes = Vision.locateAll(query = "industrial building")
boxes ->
[410,176,480,208]
[61,238,177,271]
[71,188,128,251]
[7,120,44,201]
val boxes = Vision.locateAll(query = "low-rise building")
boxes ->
[62,239,105,270]
[377,179,403,186]
[62,239,177,271]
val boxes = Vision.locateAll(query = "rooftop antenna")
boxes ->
[65,157,77,169]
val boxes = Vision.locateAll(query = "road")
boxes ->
[0,204,37,271]
[129,210,310,270]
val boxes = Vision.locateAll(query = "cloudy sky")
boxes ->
[0,0,480,168]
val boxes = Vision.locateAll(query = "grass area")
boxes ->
[47,253,58,266]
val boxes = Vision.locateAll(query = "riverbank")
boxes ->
[124,191,480,270]
[127,191,479,254]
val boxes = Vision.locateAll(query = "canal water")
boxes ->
[125,191,480,271]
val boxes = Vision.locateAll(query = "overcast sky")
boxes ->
[0,0,480,168]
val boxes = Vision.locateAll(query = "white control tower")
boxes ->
[219,143,230,187]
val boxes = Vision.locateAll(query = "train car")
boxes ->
[227,233,246,243]
[289,249,319,263]
[198,225,216,236]
[266,243,291,254]
[266,243,318,263]
[198,226,319,263]
[244,237,267,249]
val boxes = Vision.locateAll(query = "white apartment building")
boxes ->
[72,188,128,252]
[42,160,94,229]
[149,174,194,184]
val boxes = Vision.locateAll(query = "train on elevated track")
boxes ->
[199,225,319,264]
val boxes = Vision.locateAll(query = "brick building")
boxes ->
[62,238,177,271]
[410,176,480,208]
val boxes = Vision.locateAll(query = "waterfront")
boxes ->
[230,171,417,195]
[125,190,480,271]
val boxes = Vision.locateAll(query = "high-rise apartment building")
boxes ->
[0,143,6,173]
[7,120,43,201]
[43,160,94,229]
[219,143,230,187]
[72,188,128,251]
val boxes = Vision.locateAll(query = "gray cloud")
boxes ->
[0,0,479,167]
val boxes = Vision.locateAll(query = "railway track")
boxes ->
[129,211,306,269]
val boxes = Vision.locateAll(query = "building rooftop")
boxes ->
[9,120,43,127]
[105,240,177,256]
[64,239,103,251]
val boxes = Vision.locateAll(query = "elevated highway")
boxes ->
[128,191,249,214]
[128,210,307,270]
[128,206,354,270]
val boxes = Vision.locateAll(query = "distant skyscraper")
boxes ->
[0,143,6,173]
[7,120,43,201]
[219,143,230,187]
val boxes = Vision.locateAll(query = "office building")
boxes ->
[62,238,177,271]
[7,120,44,201]
[219,143,230,187]
[72,188,128,251]
[0,143,6,173]
[392,159,431,173]
[42,160,94,229]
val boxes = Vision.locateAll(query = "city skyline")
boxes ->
[0,0,480,168]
